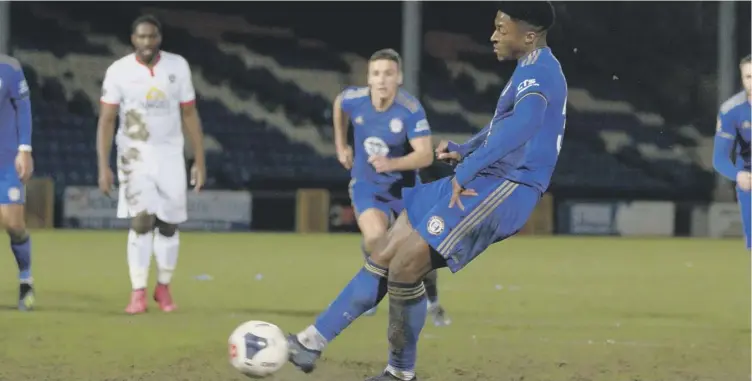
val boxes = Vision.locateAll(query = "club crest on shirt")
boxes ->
[390,118,403,133]
[743,121,751,130]
[427,216,445,236]
[168,74,176,83]
[354,116,364,125]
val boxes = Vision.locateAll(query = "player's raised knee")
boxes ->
[130,213,155,234]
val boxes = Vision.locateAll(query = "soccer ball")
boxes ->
[228,320,289,378]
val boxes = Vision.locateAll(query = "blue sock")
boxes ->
[386,280,428,379]
[313,258,388,342]
[11,235,32,282]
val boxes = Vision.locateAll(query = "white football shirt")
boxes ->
[100,51,195,154]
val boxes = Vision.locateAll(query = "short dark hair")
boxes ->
[369,48,402,69]
[132,15,162,34]
[498,1,556,31]
[741,54,751,65]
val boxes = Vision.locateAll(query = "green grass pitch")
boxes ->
[0,231,748,381]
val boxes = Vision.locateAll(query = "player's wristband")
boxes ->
[18,145,32,152]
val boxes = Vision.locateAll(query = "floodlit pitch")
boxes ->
[0,231,746,381]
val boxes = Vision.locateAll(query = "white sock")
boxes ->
[127,230,153,290]
[385,365,416,380]
[297,325,328,351]
[154,230,180,285]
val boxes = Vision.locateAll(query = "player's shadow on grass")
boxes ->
[230,307,319,318]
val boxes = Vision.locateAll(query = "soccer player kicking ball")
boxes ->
[713,54,751,249]
[0,55,35,311]
[96,15,206,314]
[288,2,565,379]
[333,48,451,325]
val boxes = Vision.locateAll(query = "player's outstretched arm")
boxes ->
[446,123,492,159]
[712,112,740,182]
[454,93,548,186]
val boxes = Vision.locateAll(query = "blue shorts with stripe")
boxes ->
[0,156,24,205]
[349,178,405,219]
[403,176,541,273]
[737,187,751,249]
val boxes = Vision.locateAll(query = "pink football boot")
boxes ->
[125,289,148,314]
[153,283,177,312]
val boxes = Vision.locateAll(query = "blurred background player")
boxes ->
[288,3,564,379]
[713,54,751,249]
[332,48,450,325]
[96,15,206,314]
[0,54,34,311]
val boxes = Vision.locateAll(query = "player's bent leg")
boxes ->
[1,204,34,311]
[153,219,179,312]
[356,208,390,316]
[358,208,390,258]
[288,256,389,373]
[125,212,156,314]
[289,212,413,374]
[377,222,433,381]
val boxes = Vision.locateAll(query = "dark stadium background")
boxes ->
[4,1,750,237]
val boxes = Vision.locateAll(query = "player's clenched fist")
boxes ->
[336,145,353,170]
[737,171,752,192]
[98,167,114,195]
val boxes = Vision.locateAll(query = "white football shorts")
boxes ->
[116,146,188,224]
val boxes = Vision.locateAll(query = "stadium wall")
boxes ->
[53,185,747,241]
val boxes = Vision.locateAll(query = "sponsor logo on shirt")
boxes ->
[516,78,539,96]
